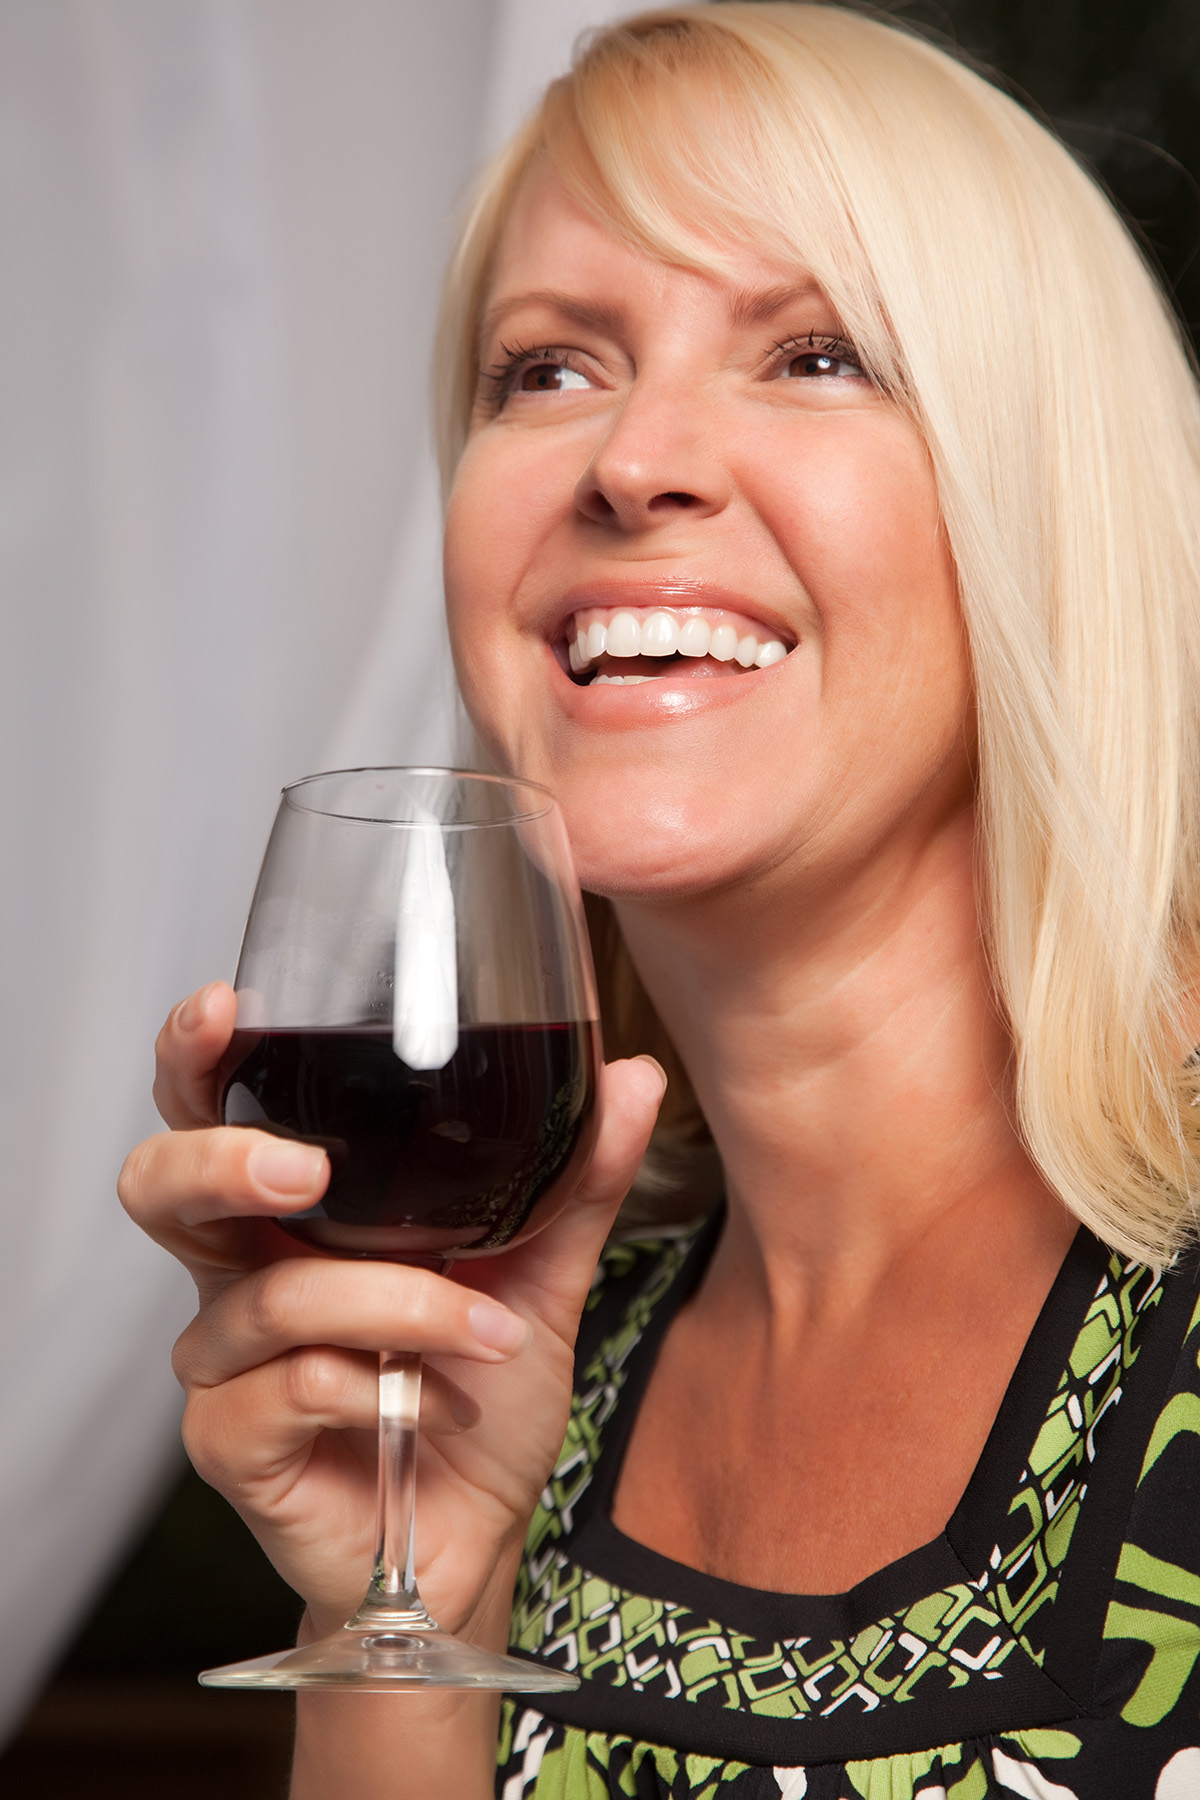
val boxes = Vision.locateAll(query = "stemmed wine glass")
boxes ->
[198,768,599,1691]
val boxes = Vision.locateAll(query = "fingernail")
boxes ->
[468,1300,529,1354]
[249,1140,326,1196]
[178,985,214,1032]
[634,1054,668,1095]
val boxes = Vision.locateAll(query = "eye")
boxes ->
[774,336,865,382]
[480,345,598,411]
[515,359,592,393]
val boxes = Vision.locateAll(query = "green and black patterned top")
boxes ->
[495,1211,1200,1798]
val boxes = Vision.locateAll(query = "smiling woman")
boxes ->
[439,4,1200,1262]
[447,160,969,918]
[118,7,1200,1800]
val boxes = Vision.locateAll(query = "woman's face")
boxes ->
[444,165,972,906]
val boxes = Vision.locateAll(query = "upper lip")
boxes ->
[546,578,799,648]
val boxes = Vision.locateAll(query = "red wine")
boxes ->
[221,1021,597,1257]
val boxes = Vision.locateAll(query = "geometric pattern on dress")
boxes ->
[1103,1279,1200,1729]
[510,1239,1163,1732]
[986,1254,1163,1664]
[496,1704,1100,1798]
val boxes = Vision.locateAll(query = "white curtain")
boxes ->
[0,0,637,1742]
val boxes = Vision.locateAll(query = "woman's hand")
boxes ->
[118,981,665,1646]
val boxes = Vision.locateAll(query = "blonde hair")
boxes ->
[435,4,1200,1262]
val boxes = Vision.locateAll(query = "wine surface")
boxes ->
[222,1022,595,1257]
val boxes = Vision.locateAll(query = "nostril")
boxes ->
[574,477,709,525]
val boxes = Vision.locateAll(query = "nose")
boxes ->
[573,378,731,532]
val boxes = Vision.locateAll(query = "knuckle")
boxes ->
[243,1257,308,1346]
[153,1006,178,1066]
[171,1317,202,1389]
[152,1016,185,1109]
[184,1129,225,1194]
[401,1268,442,1335]
[180,1391,226,1487]
[118,1127,246,1223]
[244,1265,289,1345]
[116,1138,155,1218]
[150,1069,174,1126]
[282,1346,356,1418]
[187,1127,249,1202]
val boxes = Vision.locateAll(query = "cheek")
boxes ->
[762,423,949,622]
[443,439,514,637]
[758,426,970,820]
[443,439,573,774]
[443,446,524,721]
[758,425,963,701]
[445,429,578,596]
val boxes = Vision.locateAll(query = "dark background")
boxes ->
[887,0,1200,341]
[2,2,1198,1794]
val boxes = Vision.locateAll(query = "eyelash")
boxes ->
[477,330,867,409]
[770,332,865,378]
[478,342,583,407]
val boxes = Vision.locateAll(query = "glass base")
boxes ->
[199,1624,581,1693]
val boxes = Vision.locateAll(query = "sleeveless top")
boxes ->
[494,1212,1200,1799]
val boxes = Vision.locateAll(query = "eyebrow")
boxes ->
[478,291,627,354]
[478,279,831,354]
[727,279,826,326]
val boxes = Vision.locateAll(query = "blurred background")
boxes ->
[0,0,1197,1793]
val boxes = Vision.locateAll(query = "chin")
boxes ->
[476,718,771,901]
[561,803,749,905]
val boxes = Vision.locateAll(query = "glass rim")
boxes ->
[280,766,558,829]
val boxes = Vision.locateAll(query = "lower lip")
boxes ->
[548,649,785,726]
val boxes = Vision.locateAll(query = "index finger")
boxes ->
[153,981,238,1129]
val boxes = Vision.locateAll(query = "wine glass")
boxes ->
[198,768,599,1691]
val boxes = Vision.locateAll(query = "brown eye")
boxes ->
[517,362,590,392]
[782,348,864,380]
[790,352,835,378]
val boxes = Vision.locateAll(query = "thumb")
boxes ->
[488,1054,668,1333]
[565,1054,669,1218]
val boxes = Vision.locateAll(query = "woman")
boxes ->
[120,7,1200,1796]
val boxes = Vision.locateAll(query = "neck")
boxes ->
[614,803,1070,1319]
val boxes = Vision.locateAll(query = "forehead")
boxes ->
[481,160,822,337]
[486,165,632,295]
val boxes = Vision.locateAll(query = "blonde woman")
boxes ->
[121,7,1200,1796]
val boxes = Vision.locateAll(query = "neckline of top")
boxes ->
[567,1209,1111,1642]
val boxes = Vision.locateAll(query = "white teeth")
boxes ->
[593,672,653,684]
[605,610,641,659]
[585,619,608,660]
[641,611,681,656]
[708,623,739,662]
[567,609,793,679]
[677,616,712,657]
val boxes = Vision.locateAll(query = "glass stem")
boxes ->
[346,1350,437,1632]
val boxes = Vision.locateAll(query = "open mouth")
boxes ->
[562,606,794,686]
